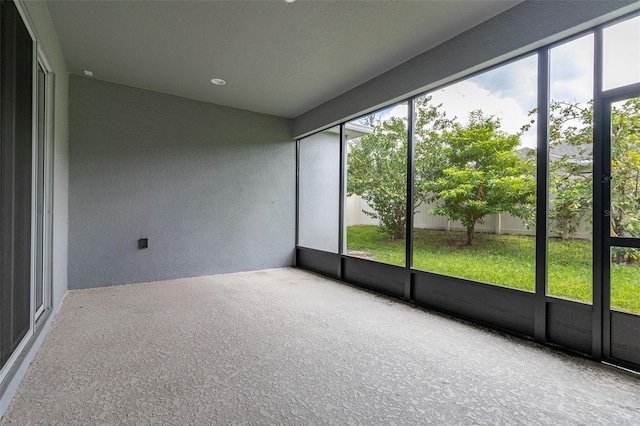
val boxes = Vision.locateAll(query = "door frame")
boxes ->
[597,82,640,365]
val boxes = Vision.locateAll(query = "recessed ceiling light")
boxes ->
[285,0,296,3]
[211,78,226,86]
[84,70,93,76]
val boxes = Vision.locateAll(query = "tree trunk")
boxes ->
[466,225,474,245]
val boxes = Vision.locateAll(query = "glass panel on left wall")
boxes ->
[298,126,341,253]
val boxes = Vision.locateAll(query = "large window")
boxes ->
[295,11,640,370]
[411,55,538,291]
[345,102,408,266]
[547,34,594,303]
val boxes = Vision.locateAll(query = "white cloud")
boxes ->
[350,17,637,150]
[470,54,538,112]
[379,103,408,121]
[550,33,593,104]
[427,80,537,148]
[603,15,640,90]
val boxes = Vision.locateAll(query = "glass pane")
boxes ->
[610,97,640,239]
[547,34,594,304]
[611,246,640,314]
[298,127,340,253]
[345,103,408,266]
[412,55,538,291]
[35,64,46,312]
[0,6,34,368]
[603,15,640,91]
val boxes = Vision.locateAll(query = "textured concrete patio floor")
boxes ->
[2,268,640,425]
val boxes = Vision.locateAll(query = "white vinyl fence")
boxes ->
[346,195,592,240]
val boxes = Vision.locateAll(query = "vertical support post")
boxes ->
[592,28,604,361]
[535,48,550,343]
[601,100,612,361]
[405,98,415,301]
[294,139,300,266]
[338,124,347,279]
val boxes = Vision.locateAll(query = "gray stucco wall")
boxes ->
[69,76,294,289]
[294,0,640,137]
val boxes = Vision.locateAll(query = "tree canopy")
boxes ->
[419,110,536,245]
[547,100,593,239]
[347,115,409,239]
[348,98,535,244]
[610,97,640,263]
[546,97,640,262]
[347,95,640,250]
[347,97,449,240]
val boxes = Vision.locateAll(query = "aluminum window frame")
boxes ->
[295,9,640,370]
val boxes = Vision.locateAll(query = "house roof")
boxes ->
[46,0,521,119]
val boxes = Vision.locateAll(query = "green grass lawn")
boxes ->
[346,225,640,313]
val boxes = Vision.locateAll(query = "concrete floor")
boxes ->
[2,268,640,425]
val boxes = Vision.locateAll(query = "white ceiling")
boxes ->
[46,0,521,118]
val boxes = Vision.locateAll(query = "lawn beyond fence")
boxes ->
[346,225,640,313]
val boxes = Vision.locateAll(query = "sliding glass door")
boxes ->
[0,0,53,382]
[0,0,34,370]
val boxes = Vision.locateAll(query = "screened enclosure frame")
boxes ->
[295,11,640,372]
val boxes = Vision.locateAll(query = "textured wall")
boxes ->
[293,0,640,137]
[69,76,294,289]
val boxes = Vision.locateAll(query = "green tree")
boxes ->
[347,97,447,239]
[414,97,452,204]
[347,116,408,239]
[610,97,640,262]
[547,100,593,239]
[546,98,640,262]
[420,110,536,245]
